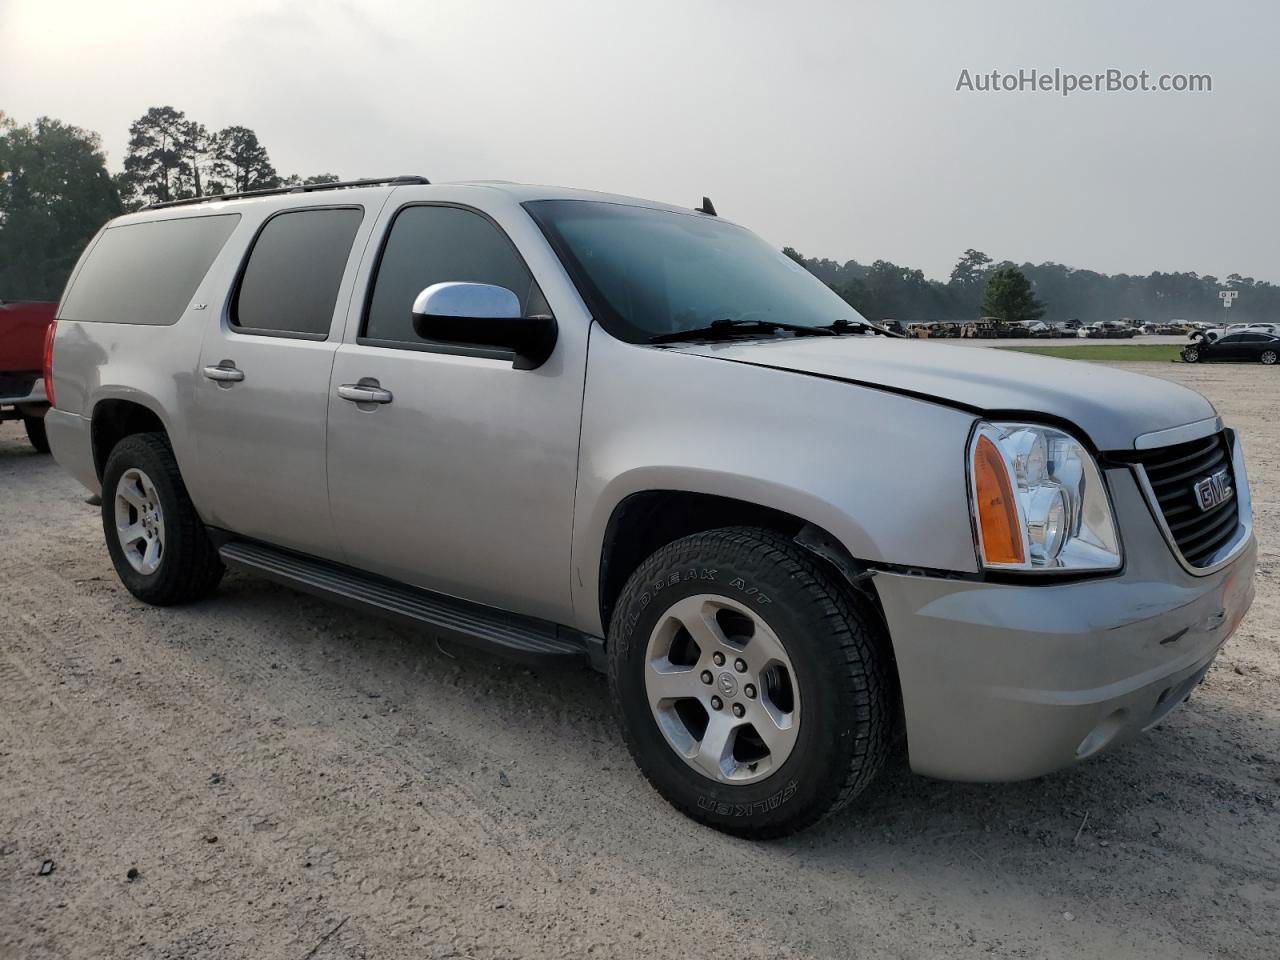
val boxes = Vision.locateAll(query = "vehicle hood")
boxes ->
[670,337,1217,451]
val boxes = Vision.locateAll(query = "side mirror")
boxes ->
[411,282,557,370]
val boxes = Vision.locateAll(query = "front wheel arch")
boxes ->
[596,490,883,636]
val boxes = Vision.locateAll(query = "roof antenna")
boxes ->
[696,196,717,216]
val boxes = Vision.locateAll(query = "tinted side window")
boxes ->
[364,206,542,344]
[234,207,362,337]
[59,214,240,325]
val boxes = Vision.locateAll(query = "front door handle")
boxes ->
[337,382,393,404]
[202,362,244,383]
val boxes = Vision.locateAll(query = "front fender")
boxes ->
[569,331,981,636]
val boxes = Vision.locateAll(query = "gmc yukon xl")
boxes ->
[44,176,1255,837]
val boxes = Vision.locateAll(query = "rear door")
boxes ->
[191,204,369,559]
[1236,333,1270,360]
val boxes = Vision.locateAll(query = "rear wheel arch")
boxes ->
[90,399,168,481]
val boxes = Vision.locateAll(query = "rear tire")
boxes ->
[102,433,223,605]
[23,415,49,453]
[1261,350,1277,366]
[608,526,894,838]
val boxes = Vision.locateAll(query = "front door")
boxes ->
[325,202,586,624]
[192,205,366,559]
[1212,334,1250,361]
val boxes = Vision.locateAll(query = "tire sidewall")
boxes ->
[102,438,183,602]
[23,415,50,453]
[610,537,870,834]
[1262,350,1277,365]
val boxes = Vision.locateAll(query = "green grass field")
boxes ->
[1001,344,1183,363]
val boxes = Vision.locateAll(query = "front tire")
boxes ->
[102,433,223,605]
[1261,350,1277,365]
[608,527,893,838]
[23,415,49,453]
[1183,347,1200,363]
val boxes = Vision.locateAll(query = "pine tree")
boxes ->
[981,265,1046,323]
[120,106,193,206]
[212,126,280,193]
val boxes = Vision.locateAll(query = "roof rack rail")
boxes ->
[142,175,430,211]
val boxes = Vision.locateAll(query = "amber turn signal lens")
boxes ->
[973,433,1025,565]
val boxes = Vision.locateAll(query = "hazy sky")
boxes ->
[3,0,1276,282]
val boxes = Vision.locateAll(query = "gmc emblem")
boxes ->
[1193,469,1233,512]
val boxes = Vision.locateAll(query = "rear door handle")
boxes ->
[202,363,244,383]
[337,382,393,404]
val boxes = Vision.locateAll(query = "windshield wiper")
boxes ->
[649,318,836,344]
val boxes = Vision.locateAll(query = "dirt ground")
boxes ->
[1,360,1277,960]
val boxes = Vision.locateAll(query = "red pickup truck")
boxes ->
[0,299,57,452]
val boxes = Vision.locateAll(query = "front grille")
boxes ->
[1128,432,1239,567]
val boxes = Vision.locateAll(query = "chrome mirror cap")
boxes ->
[412,282,520,320]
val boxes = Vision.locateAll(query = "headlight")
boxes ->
[968,421,1121,572]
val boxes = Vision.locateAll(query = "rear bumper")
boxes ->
[0,376,45,410]
[45,408,99,495]
[876,468,1256,781]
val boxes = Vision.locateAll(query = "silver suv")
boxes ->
[45,177,1255,837]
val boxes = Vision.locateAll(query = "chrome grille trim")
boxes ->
[1127,429,1252,576]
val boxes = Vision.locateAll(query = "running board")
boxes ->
[218,540,594,667]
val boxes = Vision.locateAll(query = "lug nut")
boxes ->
[712,652,725,666]
[744,684,756,699]
[732,703,745,718]
[710,695,723,710]
[700,670,713,685]
[734,658,747,673]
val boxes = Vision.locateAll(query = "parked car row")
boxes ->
[895,318,1276,341]
[906,319,1083,339]
[1077,321,1137,339]
[1190,322,1280,343]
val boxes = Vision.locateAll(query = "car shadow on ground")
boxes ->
[209,571,1279,885]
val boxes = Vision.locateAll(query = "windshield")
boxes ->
[525,199,870,343]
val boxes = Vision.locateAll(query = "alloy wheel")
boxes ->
[114,467,165,575]
[643,594,800,784]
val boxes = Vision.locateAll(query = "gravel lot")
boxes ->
[2,360,1277,960]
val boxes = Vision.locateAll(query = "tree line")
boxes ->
[785,246,1277,326]
[118,106,338,207]
[2,105,1277,325]
[0,106,338,298]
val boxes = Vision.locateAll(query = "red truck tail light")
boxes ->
[42,320,57,408]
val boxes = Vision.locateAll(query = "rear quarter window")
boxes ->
[58,214,240,325]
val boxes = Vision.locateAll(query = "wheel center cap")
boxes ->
[717,672,738,697]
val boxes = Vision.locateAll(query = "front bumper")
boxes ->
[876,466,1256,781]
